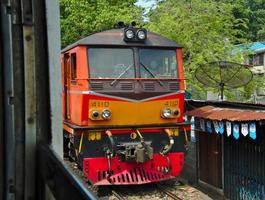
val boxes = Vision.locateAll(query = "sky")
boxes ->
[135,0,157,21]
[135,0,157,10]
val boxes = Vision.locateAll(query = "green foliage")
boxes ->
[60,0,144,47]
[225,0,265,41]
[60,0,263,101]
[146,0,249,99]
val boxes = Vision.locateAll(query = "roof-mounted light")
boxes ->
[125,29,135,40]
[124,28,147,42]
[136,29,147,40]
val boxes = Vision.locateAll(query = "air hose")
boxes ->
[105,130,116,156]
[160,128,174,155]
[105,130,116,179]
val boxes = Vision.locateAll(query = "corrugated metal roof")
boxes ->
[249,42,265,51]
[185,105,265,121]
[236,42,265,53]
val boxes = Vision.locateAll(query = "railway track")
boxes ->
[157,184,182,200]
[111,190,126,200]
[110,186,182,200]
[64,159,210,200]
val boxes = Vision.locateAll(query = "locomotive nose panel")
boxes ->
[84,92,184,127]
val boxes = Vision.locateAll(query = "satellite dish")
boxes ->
[194,61,253,100]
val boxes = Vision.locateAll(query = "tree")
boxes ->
[60,0,144,47]
[147,0,249,99]
[224,0,265,41]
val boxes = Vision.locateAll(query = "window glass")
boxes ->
[71,53,77,79]
[139,49,178,78]
[249,53,264,66]
[88,48,135,78]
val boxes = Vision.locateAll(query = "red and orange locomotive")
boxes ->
[61,23,190,185]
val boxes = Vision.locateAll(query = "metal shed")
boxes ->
[184,100,265,200]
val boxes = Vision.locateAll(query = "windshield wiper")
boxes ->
[110,65,132,86]
[140,62,164,87]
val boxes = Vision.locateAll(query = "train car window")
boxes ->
[88,48,135,78]
[139,49,178,78]
[71,53,77,80]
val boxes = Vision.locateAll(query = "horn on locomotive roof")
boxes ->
[114,21,137,29]
[130,21,136,27]
[115,21,125,28]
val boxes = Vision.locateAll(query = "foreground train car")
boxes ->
[61,24,190,185]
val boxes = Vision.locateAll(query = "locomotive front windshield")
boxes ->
[139,49,178,78]
[88,48,178,79]
[88,48,135,78]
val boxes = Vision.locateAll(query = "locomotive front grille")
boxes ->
[90,82,103,90]
[143,82,155,91]
[120,82,133,90]
[169,82,179,91]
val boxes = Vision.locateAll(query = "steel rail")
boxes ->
[157,185,182,200]
[112,190,126,200]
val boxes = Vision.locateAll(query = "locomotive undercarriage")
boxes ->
[63,128,187,185]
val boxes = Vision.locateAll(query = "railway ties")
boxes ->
[111,189,126,200]
[157,184,183,200]
[110,187,182,200]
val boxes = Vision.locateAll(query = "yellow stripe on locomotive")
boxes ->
[87,94,184,126]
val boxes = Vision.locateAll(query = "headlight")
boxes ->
[92,111,99,118]
[137,30,146,40]
[162,108,171,118]
[102,109,111,119]
[172,109,180,116]
[125,29,134,39]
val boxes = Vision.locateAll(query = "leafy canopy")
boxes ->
[60,0,262,101]
[224,0,265,41]
[60,0,144,47]
[147,0,251,100]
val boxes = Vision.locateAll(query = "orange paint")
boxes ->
[61,46,187,129]
[63,123,74,134]
[177,49,185,91]
[61,29,190,186]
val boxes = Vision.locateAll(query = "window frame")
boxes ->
[138,48,178,79]
[87,47,135,79]
[249,53,264,66]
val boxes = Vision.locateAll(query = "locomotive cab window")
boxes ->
[88,48,135,78]
[71,53,77,80]
[139,49,178,78]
